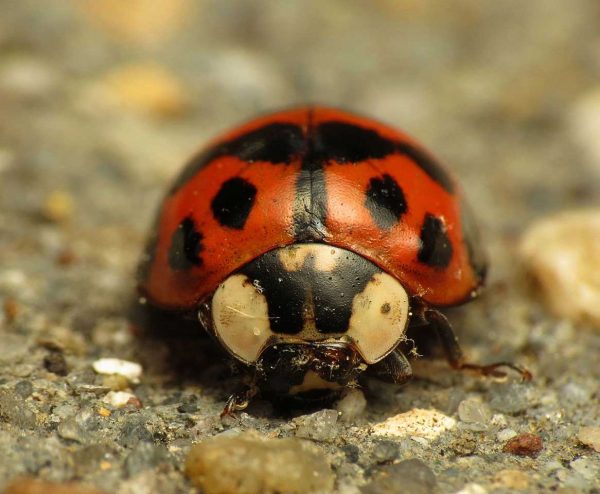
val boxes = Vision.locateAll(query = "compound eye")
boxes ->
[346,272,410,364]
[209,274,273,364]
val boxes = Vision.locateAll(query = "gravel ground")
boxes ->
[1,1,599,493]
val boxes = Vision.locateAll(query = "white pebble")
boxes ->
[577,426,600,452]
[103,391,138,408]
[520,209,600,327]
[458,397,492,426]
[93,358,142,383]
[497,428,518,442]
[454,483,488,494]
[336,389,367,422]
[372,408,456,441]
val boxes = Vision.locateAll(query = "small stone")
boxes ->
[119,417,154,448]
[0,389,37,429]
[450,431,478,456]
[3,477,105,494]
[294,409,339,442]
[58,416,91,444]
[371,440,400,464]
[341,444,360,463]
[361,459,437,494]
[560,382,591,405]
[43,351,69,376]
[497,428,518,442]
[14,380,34,398]
[177,402,199,414]
[519,209,600,326]
[93,358,142,384]
[457,397,492,429]
[78,0,192,45]
[185,432,334,494]
[454,483,488,494]
[125,442,169,476]
[489,384,530,414]
[576,426,600,452]
[42,190,74,223]
[100,63,188,118]
[102,391,139,408]
[493,469,529,490]
[372,408,456,441]
[3,297,19,322]
[502,433,543,457]
[98,407,111,417]
[336,389,367,421]
[569,457,599,481]
[102,374,131,391]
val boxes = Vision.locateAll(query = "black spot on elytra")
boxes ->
[365,174,407,229]
[170,123,304,194]
[168,217,204,271]
[211,177,257,229]
[313,122,396,162]
[418,213,453,268]
[309,121,455,193]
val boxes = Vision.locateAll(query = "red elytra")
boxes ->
[138,107,486,310]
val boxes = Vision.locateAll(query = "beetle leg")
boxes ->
[368,348,413,384]
[425,309,532,381]
[221,384,258,417]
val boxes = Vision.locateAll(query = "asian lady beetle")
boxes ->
[138,107,530,414]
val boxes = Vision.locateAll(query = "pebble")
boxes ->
[502,433,543,457]
[100,63,188,118]
[576,426,600,452]
[0,389,37,429]
[569,457,599,481]
[185,432,334,494]
[372,408,456,441]
[450,431,478,456]
[43,351,69,376]
[14,381,34,398]
[125,442,170,476]
[519,209,600,326]
[93,358,142,384]
[371,440,400,464]
[568,86,600,176]
[77,0,191,45]
[454,484,488,494]
[42,190,74,223]
[0,58,59,98]
[489,384,530,414]
[361,459,437,494]
[3,477,104,494]
[493,469,529,490]
[457,397,492,430]
[294,409,339,442]
[119,416,154,448]
[496,428,518,442]
[336,389,367,421]
[102,391,140,408]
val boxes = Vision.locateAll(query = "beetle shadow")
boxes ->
[129,301,245,405]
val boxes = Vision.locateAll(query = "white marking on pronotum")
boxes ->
[224,306,279,320]
[346,272,410,364]
[212,274,273,363]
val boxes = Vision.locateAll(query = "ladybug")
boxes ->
[138,107,530,414]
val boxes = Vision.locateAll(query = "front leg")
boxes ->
[418,304,531,381]
[368,348,413,384]
[221,382,259,417]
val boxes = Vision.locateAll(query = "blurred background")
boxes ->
[1,2,600,492]
[1,0,598,242]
